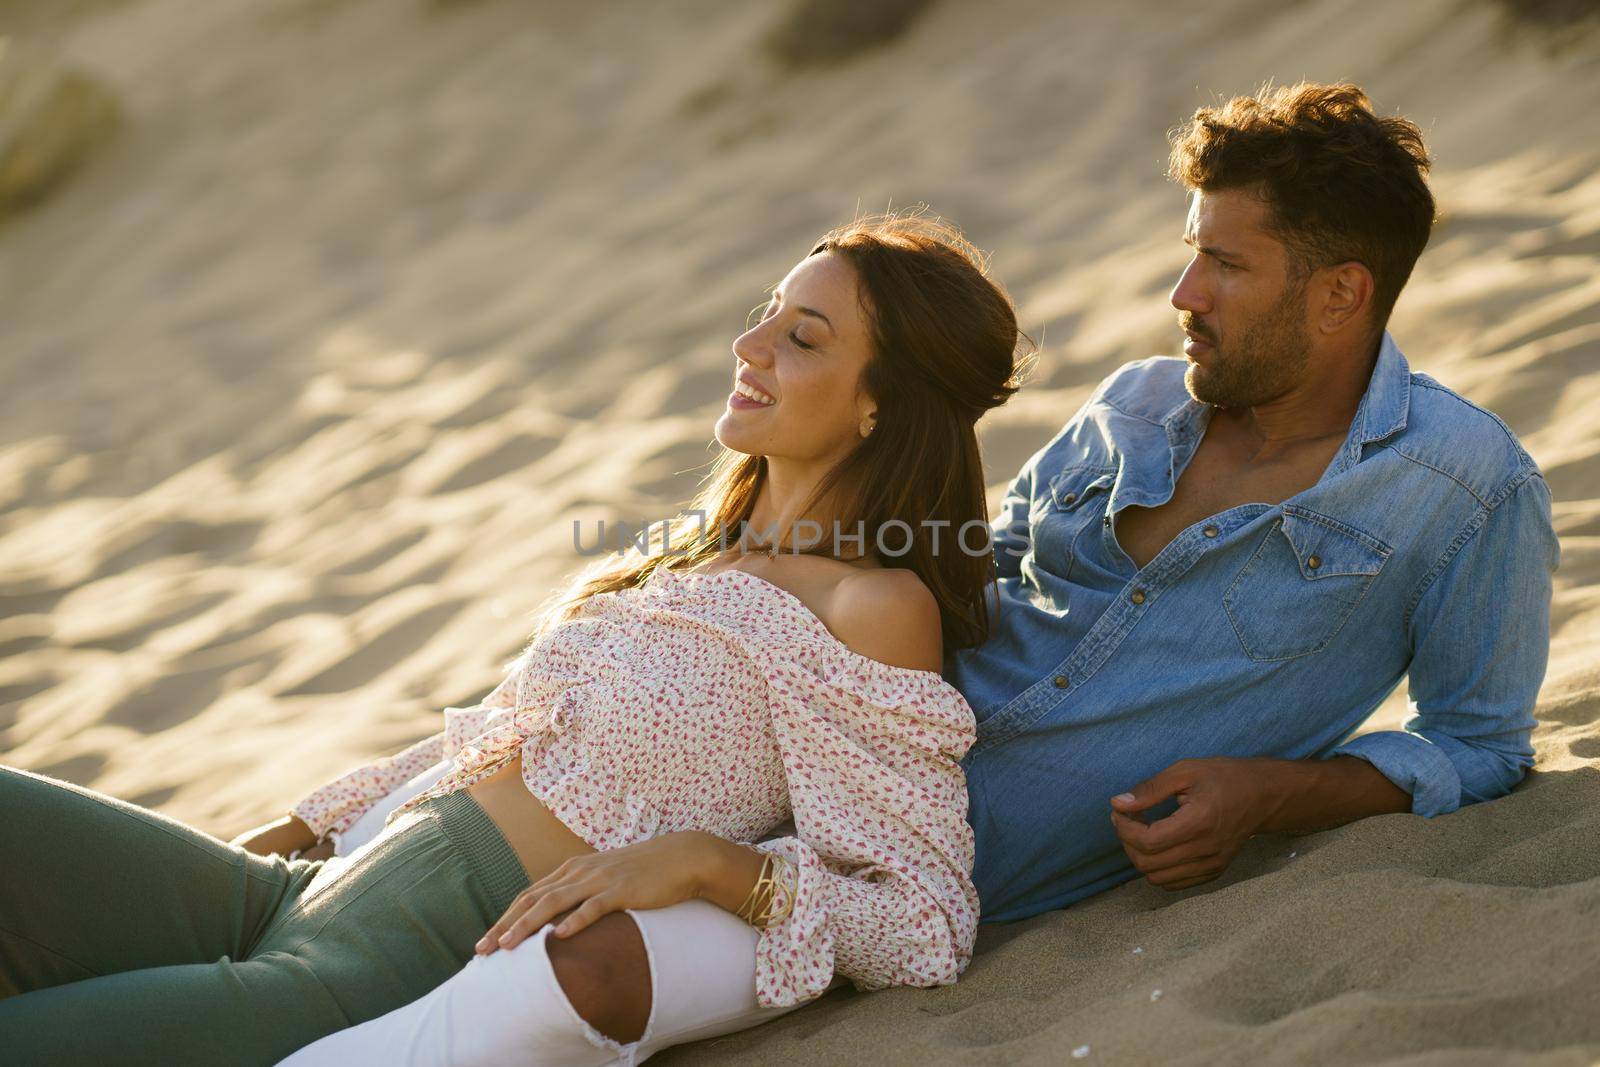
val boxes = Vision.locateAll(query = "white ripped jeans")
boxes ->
[276,762,834,1066]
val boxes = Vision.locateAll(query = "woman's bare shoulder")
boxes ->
[823,565,943,673]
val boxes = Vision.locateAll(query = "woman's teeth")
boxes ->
[734,381,776,405]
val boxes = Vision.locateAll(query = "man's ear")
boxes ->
[1319,261,1375,335]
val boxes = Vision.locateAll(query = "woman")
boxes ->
[0,212,1028,1065]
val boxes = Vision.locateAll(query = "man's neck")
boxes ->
[1222,335,1381,460]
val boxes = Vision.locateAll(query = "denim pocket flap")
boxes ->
[1278,508,1391,579]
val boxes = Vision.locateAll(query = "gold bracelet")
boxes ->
[734,854,775,926]
[762,854,796,926]
[735,852,796,929]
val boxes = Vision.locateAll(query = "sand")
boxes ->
[2,0,1598,1062]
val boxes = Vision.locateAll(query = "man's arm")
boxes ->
[989,391,1108,581]
[990,456,1034,581]
[1111,469,1559,891]
[1107,754,1409,890]
[1254,754,1413,830]
[1322,471,1558,814]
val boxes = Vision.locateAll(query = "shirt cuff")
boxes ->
[1324,730,1462,817]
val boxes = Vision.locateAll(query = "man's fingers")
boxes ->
[1141,799,1220,853]
[1131,842,1221,875]
[1108,762,1194,814]
[1161,875,1214,891]
[1143,859,1224,890]
[1110,803,1206,854]
[1114,829,1219,876]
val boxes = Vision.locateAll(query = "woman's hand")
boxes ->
[476,830,723,955]
[300,836,337,860]
[231,814,320,858]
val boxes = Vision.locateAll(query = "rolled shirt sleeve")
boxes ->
[1328,471,1559,816]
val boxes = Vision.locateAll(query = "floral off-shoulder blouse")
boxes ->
[290,564,980,1009]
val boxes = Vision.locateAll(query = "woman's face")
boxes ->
[714,250,878,468]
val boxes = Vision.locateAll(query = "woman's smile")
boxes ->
[728,390,773,411]
[729,373,777,409]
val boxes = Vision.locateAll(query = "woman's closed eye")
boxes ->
[758,299,816,350]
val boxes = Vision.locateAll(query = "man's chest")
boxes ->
[1114,428,1344,571]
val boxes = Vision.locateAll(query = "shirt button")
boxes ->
[1203,524,1219,538]
[1130,589,1146,604]
[1053,675,1069,689]
[1307,554,1322,569]
[1102,515,1111,527]
[1061,491,1077,505]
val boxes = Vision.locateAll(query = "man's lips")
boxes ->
[1183,328,1215,357]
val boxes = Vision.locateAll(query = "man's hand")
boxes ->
[1109,755,1413,891]
[1108,757,1276,891]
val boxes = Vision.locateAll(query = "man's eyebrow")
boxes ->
[771,289,835,333]
[1182,234,1244,261]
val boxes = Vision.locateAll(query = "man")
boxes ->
[960,82,1556,918]
[286,82,1560,1062]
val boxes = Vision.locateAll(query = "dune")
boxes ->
[2,0,1598,1061]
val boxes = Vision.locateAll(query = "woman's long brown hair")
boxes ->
[525,211,1032,657]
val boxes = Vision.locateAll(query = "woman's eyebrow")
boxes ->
[772,289,835,333]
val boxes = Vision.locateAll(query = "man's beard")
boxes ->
[1181,282,1312,409]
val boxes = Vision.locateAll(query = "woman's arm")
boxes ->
[744,827,978,1003]
[692,835,774,914]
[288,729,450,840]
[289,655,526,839]
[738,570,979,1007]
[231,813,319,856]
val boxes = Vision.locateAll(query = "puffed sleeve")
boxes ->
[289,659,526,838]
[748,657,980,1008]
[289,729,451,839]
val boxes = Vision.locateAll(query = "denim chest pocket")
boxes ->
[1031,467,1115,580]
[1223,507,1393,662]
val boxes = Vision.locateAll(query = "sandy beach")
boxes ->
[2,0,1598,1061]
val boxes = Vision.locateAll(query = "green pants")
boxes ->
[0,764,532,1065]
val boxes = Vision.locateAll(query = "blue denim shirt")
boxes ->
[950,333,1560,923]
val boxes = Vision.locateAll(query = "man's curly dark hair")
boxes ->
[1167,82,1436,330]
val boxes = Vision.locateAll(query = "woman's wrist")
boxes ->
[285,813,322,846]
[687,832,770,917]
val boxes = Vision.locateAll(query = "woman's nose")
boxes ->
[732,323,774,367]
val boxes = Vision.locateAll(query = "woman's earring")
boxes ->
[861,421,875,438]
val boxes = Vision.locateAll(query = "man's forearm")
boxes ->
[1254,755,1412,834]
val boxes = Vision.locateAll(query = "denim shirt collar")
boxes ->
[1152,329,1412,490]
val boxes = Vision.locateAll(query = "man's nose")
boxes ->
[1169,258,1210,315]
